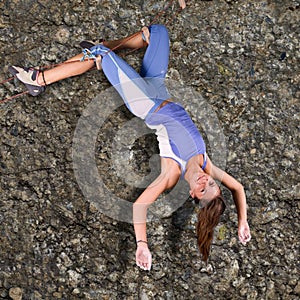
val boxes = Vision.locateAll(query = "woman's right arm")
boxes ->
[205,156,251,245]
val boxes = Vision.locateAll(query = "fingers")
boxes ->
[239,231,251,245]
[178,0,186,9]
[245,232,251,242]
[238,221,251,245]
[137,261,151,271]
[136,254,151,271]
[136,260,151,271]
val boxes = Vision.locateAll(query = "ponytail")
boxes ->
[196,194,226,262]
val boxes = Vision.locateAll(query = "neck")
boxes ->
[184,155,205,183]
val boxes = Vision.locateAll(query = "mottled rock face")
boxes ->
[0,0,299,299]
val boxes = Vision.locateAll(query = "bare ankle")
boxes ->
[141,27,150,45]
[37,70,49,86]
[37,72,45,86]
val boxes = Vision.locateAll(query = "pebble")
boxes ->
[8,287,22,300]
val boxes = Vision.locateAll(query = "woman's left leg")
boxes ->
[39,29,149,85]
[9,28,148,96]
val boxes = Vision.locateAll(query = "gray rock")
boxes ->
[8,287,23,300]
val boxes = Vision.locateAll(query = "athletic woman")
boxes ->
[9,23,251,271]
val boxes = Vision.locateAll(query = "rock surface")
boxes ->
[0,0,299,299]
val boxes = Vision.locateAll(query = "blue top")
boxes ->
[145,102,207,174]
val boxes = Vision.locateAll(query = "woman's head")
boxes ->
[195,192,226,262]
[189,174,220,201]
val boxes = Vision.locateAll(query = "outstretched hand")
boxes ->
[178,0,186,9]
[136,245,152,271]
[238,220,251,245]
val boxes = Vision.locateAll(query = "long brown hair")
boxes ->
[196,193,226,262]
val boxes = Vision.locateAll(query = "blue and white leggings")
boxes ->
[91,24,171,119]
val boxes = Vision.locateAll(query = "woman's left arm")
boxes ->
[133,165,180,270]
[133,175,168,271]
[206,157,251,244]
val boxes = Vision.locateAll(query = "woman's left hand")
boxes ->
[238,220,251,245]
[136,244,152,271]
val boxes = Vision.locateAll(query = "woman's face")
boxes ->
[190,173,220,201]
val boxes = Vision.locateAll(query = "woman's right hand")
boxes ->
[238,220,251,245]
[136,244,152,271]
[178,0,186,9]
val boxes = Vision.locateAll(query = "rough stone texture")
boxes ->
[0,0,299,299]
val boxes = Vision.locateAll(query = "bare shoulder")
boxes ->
[205,155,243,191]
[160,157,181,188]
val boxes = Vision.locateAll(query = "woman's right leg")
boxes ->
[90,29,167,119]
[103,27,148,50]
[140,25,170,79]
[139,25,171,103]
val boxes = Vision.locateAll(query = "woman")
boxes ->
[9,24,251,271]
